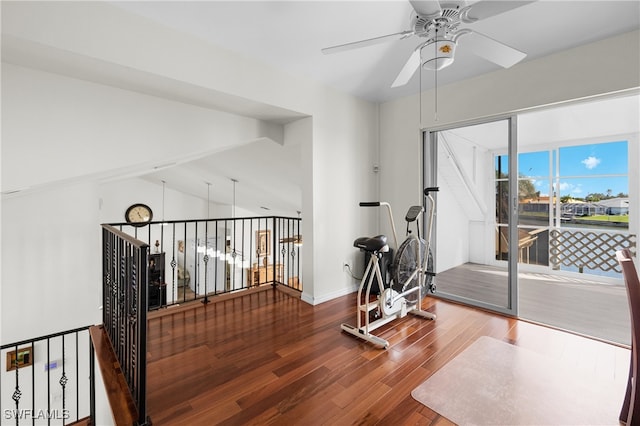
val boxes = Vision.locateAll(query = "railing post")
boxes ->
[272,216,277,288]
[138,246,149,426]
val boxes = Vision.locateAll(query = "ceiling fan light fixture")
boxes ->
[421,39,457,71]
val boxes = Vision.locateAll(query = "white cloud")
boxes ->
[559,182,571,191]
[558,182,583,194]
[581,156,601,169]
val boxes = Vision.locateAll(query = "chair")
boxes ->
[617,248,640,425]
[495,227,540,263]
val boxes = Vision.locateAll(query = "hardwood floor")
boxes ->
[146,287,630,425]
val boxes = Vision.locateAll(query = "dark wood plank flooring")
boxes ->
[146,287,629,425]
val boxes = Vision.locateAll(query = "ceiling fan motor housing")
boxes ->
[421,39,457,70]
[411,3,463,70]
[412,3,462,34]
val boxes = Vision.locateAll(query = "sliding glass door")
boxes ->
[515,95,637,345]
[424,118,518,316]
[423,94,638,344]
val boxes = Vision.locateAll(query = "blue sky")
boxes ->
[498,140,629,198]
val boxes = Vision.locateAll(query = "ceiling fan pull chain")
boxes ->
[419,46,423,129]
[434,29,439,122]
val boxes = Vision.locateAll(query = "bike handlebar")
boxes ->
[424,187,439,195]
[358,201,397,249]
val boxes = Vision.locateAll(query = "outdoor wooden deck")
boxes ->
[435,263,630,345]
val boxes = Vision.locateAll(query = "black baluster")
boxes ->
[194,221,199,298]
[215,223,219,295]
[75,332,79,422]
[171,222,177,306]
[202,220,210,304]
[31,342,35,426]
[89,337,95,424]
[241,219,246,289]
[47,338,50,426]
[60,335,68,425]
[12,344,21,426]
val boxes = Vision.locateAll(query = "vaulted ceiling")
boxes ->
[111,1,639,215]
[4,1,639,215]
[112,1,640,103]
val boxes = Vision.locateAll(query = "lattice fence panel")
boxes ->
[549,228,636,273]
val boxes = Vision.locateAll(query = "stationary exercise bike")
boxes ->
[341,188,438,349]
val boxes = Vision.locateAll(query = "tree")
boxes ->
[585,193,604,202]
[518,175,537,200]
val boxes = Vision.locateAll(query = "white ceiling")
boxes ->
[111,0,640,103]
[5,1,639,215]
[142,137,304,216]
[114,0,637,216]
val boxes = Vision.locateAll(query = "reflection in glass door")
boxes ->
[425,118,517,315]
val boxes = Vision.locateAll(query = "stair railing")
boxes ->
[101,224,149,425]
[0,326,94,425]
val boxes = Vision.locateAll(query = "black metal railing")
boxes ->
[109,216,303,309]
[101,224,149,425]
[0,326,94,425]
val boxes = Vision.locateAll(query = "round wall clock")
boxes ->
[125,203,153,226]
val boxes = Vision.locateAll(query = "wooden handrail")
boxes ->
[89,325,138,426]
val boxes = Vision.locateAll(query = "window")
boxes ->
[495,140,630,276]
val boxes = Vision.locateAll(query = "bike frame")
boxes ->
[341,193,437,349]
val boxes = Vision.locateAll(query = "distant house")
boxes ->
[520,197,629,217]
[520,195,554,214]
[520,200,549,214]
[598,198,630,215]
[561,202,607,217]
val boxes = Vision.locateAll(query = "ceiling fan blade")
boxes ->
[461,0,535,23]
[391,48,421,88]
[460,30,526,68]
[409,0,442,17]
[322,30,413,55]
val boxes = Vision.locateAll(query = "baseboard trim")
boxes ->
[301,284,358,305]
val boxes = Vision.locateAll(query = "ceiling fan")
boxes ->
[322,0,533,88]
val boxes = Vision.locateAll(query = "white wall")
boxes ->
[432,178,471,272]
[1,181,102,342]
[305,102,379,303]
[1,63,284,192]
[99,178,220,224]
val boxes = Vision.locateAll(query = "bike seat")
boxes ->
[353,235,388,253]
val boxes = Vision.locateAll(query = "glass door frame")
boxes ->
[423,115,519,317]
